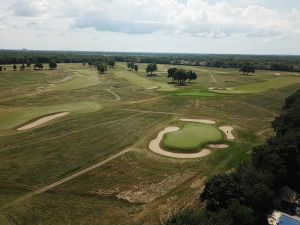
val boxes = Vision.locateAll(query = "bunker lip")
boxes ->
[17,112,70,131]
[147,86,159,90]
[219,126,235,140]
[149,126,212,159]
[179,118,216,124]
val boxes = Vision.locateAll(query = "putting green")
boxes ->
[163,123,223,150]
[210,76,300,94]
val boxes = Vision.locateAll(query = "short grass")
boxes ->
[210,76,300,94]
[163,123,223,150]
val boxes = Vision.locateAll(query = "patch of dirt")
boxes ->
[274,73,281,76]
[147,86,159,90]
[116,171,197,204]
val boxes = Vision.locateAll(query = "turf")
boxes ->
[163,123,223,150]
[0,62,299,225]
[210,76,300,94]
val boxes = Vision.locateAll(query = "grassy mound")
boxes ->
[163,123,223,150]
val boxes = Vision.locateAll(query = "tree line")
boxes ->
[167,68,197,85]
[0,50,299,72]
[167,89,300,225]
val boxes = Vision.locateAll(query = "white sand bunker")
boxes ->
[17,112,70,131]
[179,118,216,124]
[219,126,235,140]
[274,73,281,76]
[208,144,229,149]
[149,126,211,159]
[147,86,159,90]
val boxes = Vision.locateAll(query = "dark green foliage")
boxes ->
[13,64,17,70]
[146,63,157,75]
[134,65,138,72]
[187,70,197,82]
[97,63,107,74]
[174,69,187,85]
[167,68,177,82]
[239,65,255,75]
[34,62,43,70]
[127,62,134,70]
[20,64,25,71]
[108,60,115,67]
[0,66,2,72]
[49,60,57,69]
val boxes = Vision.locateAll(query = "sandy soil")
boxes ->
[208,144,229,149]
[147,86,159,90]
[274,73,281,76]
[149,126,211,159]
[17,112,70,131]
[219,126,235,140]
[179,118,216,124]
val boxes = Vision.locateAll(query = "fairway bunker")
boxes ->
[17,112,70,131]
[147,86,159,90]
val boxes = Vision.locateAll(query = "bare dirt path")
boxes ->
[149,126,211,159]
[106,88,121,101]
[17,112,70,131]
[179,118,216,124]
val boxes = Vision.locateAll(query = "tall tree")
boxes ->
[134,65,138,72]
[174,69,188,85]
[187,70,197,82]
[13,64,17,71]
[49,60,57,70]
[167,67,177,83]
[97,63,107,74]
[146,63,157,76]
[0,66,2,72]
[108,60,115,68]
[239,65,255,75]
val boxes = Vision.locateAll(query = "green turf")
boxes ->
[210,76,300,94]
[163,123,223,150]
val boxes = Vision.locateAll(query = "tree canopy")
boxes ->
[146,63,157,75]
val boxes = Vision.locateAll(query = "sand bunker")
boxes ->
[179,118,216,124]
[208,144,229,149]
[147,86,159,90]
[149,126,211,159]
[219,126,235,140]
[17,112,70,131]
[274,73,281,76]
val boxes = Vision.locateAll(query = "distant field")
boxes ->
[163,123,223,150]
[0,62,299,225]
[210,76,300,94]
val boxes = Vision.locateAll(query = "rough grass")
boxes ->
[163,123,223,150]
[0,63,299,225]
[210,76,300,94]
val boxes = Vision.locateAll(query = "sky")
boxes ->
[0,0,300,54]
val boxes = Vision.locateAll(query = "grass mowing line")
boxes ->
[231,100,279,116]
[0,113,144,152]
[106,88,121,100]
[5,147,133,206]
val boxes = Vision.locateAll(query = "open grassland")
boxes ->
[163,123,223,150]
[0,62,299,225]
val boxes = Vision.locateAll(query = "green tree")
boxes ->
[239,65,255,75]
[167,67,177,82]
[13,64,17,71]
[108,60,115,68]
[26,63,31,69]
[49,60,57,69]
[127,62,134,70]
[146,63,157,76]
[174,69,188,85]
[134,65,138,72]
[187,70,197,82]
[97,63,107,74]
[0,66,2,72]
[34,62,43,70]
[20,64,25,71]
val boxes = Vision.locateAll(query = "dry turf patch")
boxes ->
[116,171,197,204]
